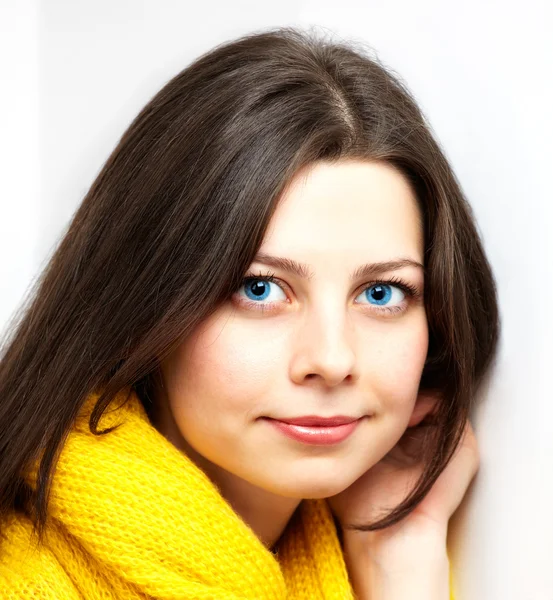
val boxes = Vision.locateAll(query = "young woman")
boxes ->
[0,27,499,599]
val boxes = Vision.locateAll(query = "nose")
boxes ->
[289,305,358,388]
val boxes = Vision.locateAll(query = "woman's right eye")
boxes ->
[235,276,288,307]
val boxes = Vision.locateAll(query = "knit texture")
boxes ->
[0,387,457,599]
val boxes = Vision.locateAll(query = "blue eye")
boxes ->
[356,283,405,307]
[235,274,417,314]
[239,277,287,304]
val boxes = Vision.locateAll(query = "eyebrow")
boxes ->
[252,252,424,282]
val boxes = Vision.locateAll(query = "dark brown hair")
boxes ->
[0,26,499,540]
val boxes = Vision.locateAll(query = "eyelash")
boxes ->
[234,270,422,315]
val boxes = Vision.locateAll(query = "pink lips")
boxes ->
[278,415,358,427]
[265,415,361,445]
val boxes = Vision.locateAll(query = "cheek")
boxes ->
[163,309,285,423]
[365,316,428,413]
[351,316,429,467]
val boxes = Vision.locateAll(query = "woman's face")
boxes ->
[158,159,428,500]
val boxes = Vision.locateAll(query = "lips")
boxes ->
[265,417,361,445]
[274,415,358,427]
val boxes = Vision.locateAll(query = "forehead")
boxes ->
[261,160,423,264]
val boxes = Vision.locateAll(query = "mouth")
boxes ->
[273,415,360,427]
[262,416,363,446]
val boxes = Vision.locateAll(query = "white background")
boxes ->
[1,2,552,598]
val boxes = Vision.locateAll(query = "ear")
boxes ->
[407,390,441,428]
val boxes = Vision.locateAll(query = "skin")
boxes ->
[153,159,431,550]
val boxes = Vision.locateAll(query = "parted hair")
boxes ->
[0,26,499,540]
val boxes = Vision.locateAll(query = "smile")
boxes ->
[263,417,361,445]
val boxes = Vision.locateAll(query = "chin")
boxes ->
[263,472,358,500]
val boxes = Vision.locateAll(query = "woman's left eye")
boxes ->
[355,283,405,308]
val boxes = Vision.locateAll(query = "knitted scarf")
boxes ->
[6,388,356,599]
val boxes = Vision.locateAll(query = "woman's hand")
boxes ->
[326,393,480,561]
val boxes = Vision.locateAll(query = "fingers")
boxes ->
[428,419,481,521]
[388,418,480,523]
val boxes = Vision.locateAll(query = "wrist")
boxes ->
[342,529,450,600]
[350,553,450,600]
[342,520,448,568]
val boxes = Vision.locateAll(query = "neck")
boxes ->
[150,391,302,550]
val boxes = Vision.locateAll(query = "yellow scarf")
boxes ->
[2,388,355,599]
[2,387,457,599]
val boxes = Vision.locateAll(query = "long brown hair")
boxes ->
[0,26,499,541]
